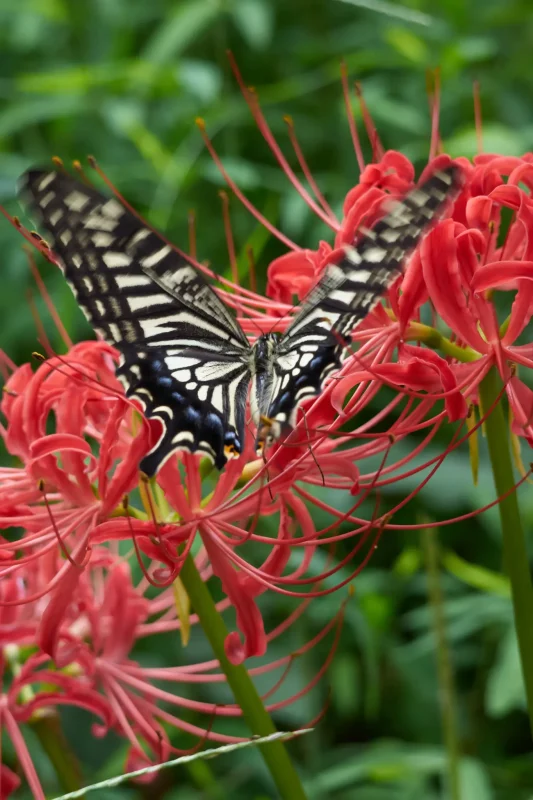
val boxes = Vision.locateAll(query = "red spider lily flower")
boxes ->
[5,62,522,680]
[419,154,533,441]
[0,580,113,800]
[8,553,340,777]
[0,341,150,617]
[0,147,469,668]
[2,160,475,672]
[6,56,533,800]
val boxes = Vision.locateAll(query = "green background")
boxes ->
[2,0,533,798]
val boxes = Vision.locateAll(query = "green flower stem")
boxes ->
[405,321,480,363]
[422,525,460,800]
[179,555,308,800]
[31,714,84,795]
[479,368,533,736]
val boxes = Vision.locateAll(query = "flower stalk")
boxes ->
[179,555,308,800]
[479,367,533,736]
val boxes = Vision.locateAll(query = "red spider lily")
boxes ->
[420,154,533,441]
[0,329,472,668]
[3,57,533,798]
[0,638,112,800]
[0,552,339,786]
[0,93,488,669]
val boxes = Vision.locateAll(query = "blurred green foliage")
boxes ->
[2,0,533,798]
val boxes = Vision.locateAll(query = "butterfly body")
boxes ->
[20,164,462,475]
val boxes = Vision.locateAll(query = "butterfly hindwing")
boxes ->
[20,169,252,472]
[264,165,463,428]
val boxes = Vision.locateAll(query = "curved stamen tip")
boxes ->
[283,115,294,127]
[31,352,46,362]
[87,155,97,168]
[72,160,82,172]
[195,117,206,130]
[51,155,64,168]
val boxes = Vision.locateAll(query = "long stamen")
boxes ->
[340,60,365,172]
[427,68,442,161]
[473,81,483,154]
[355,82,384,161]
[195,118,301,251]
[283,115,338,223]
[227,52,339,230]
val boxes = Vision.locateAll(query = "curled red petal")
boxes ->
[421,220,487,352]
[38,552,88,663]
[29,434,94,462]
[375,345,468,421]
[202,527,266,663]
[472,261,533,292]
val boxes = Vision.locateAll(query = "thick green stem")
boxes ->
[179,555,308,800]
[479,368,533,736]
[422,526,461,800]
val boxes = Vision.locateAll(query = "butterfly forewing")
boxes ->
[264,165,463,428]
[19,162,462,473]
[20,169,252,472]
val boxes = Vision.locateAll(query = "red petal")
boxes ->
[472,261,533,292]
[421,221,487,352]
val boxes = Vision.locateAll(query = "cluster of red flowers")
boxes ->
[1,69,533,796]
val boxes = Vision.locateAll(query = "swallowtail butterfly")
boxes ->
[20,164,462,476]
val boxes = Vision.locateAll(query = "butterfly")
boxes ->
[19,163,462,476]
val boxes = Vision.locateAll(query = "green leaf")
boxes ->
[384,27,430,64]
[141,1,223,64]
[486,626,527,717]
[231,0,274,50]
[446,124,530,160]
[0,96,85,139]
[458,760,494,800]
[334,0,435,26]
[442,551,510,597]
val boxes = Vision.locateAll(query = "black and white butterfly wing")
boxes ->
[20,169,252,473]
[265,165,463,429]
